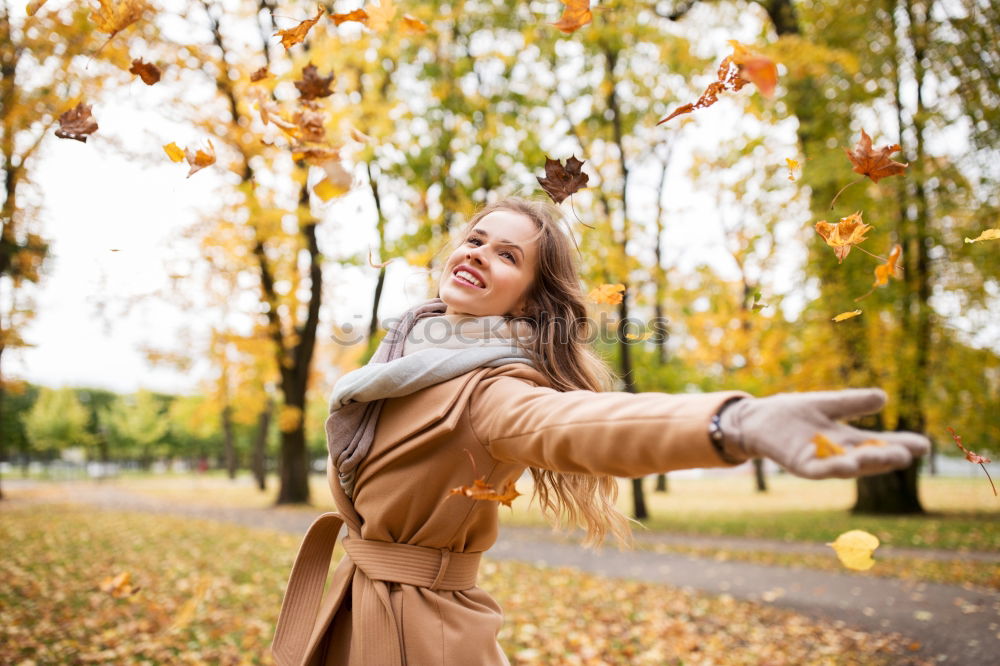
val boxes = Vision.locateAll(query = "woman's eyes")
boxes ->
[466,237,516,262]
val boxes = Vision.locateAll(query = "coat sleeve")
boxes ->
[468,373,752,477]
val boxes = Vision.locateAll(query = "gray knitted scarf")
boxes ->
[325,297,536,498]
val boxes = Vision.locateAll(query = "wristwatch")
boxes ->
[708,397,748,465]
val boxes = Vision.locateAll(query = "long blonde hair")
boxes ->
[435,195,633,548]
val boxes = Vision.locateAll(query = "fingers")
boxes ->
[792,437,921,480]
[806,387,888,420]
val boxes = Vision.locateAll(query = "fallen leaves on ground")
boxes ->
[827,529,881,571]
[1,503,933,665]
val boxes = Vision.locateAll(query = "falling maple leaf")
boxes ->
[550,0,592,34]
[588,283,625,305]
[89,0,147,56]
[365,0,397,32]
[129,58,161,85]
[872,243,902,287]
[827,530,880,571]
[946,426,996,495]
[964,228,1000,244]
[832,309,862,322]
[785,157,799,181]
[846,129,908,184]
[727,40,778,98]
[330,8,368,26]
[55,102,98,143]
[184,139,216,178]
[812,433,845,458]
[658,43,757,125]
[250,67,271,82]
[537,155,589,204]
[274,4,325,49]
[294,63,335,100]
[814,211,872,263]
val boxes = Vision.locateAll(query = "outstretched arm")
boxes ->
[468,374,751,476]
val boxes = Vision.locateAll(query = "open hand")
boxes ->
[718,388,931,480]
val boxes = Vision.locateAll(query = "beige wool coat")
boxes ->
[270,362,751,666]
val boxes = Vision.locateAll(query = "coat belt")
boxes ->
[270,511,481,666]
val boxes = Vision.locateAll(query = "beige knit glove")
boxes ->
[717,388,931,480]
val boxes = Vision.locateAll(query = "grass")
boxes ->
[1,502,931,665]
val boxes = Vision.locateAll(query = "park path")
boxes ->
[5,479,999,664]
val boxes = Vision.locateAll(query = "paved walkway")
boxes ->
[5,480,999,664]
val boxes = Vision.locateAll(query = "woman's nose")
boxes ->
[465,246,486,264]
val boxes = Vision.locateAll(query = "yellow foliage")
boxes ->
[278,405,303,432]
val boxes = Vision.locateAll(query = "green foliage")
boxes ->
[23,387,94,456]
[98,390,170,462]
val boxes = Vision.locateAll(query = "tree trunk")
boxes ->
[222,404,237,480]
[630,477,648,520]
[852,460,923,514]
[252,398,272,492]
[654,473,668,493]
[753,458,767,492]
[276,396,310,505]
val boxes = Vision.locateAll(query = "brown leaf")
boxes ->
[250,67,271,82]
[537,155,589,204]
[845,130,908,183]
[550,0,592,34]
[294,62,334,101]
[872,243,902,287]
[274,4,325,49]
[292,104,326,143]
[129,58,161,85]
[55,102,98,143]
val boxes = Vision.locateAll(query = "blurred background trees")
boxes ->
[1,0,996,513]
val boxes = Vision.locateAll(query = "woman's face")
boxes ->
[439,209,540,317]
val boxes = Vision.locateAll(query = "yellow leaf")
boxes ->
[163,142,185,162]
[278,405,303,432]
[857,438,888,447]
[26,0,48,16]
[364,0,396,32]
[588,283,625,305]
[832,309,862,322]
[313,159,353,201]
[826,529,880,571]
[814,211,873,263]
[964,228,1000,244]
[812,432,845,458]
[168,576,211,632]
[785,157,799,181]
[90,0,146,38]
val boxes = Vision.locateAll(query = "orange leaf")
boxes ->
[184,139,216,178]
[945,427,995,495]
[785,157,799,181]
[90,0,146,39]
[872,243,902,287]
[330,8,368,25]
[449,478,521,508]
[812,433,845,458]
[364,0,396,32]
[845,129,908,183]
[274,5,325,49]
[727,40,778,98]
[832,309,862,322]
[99,571,141,598]
[401,15,429,33]
[857,438,888,447]
[658,51,749,125]
[550,0,592,34]
[814,211,872,263]
[250,67,271,82]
